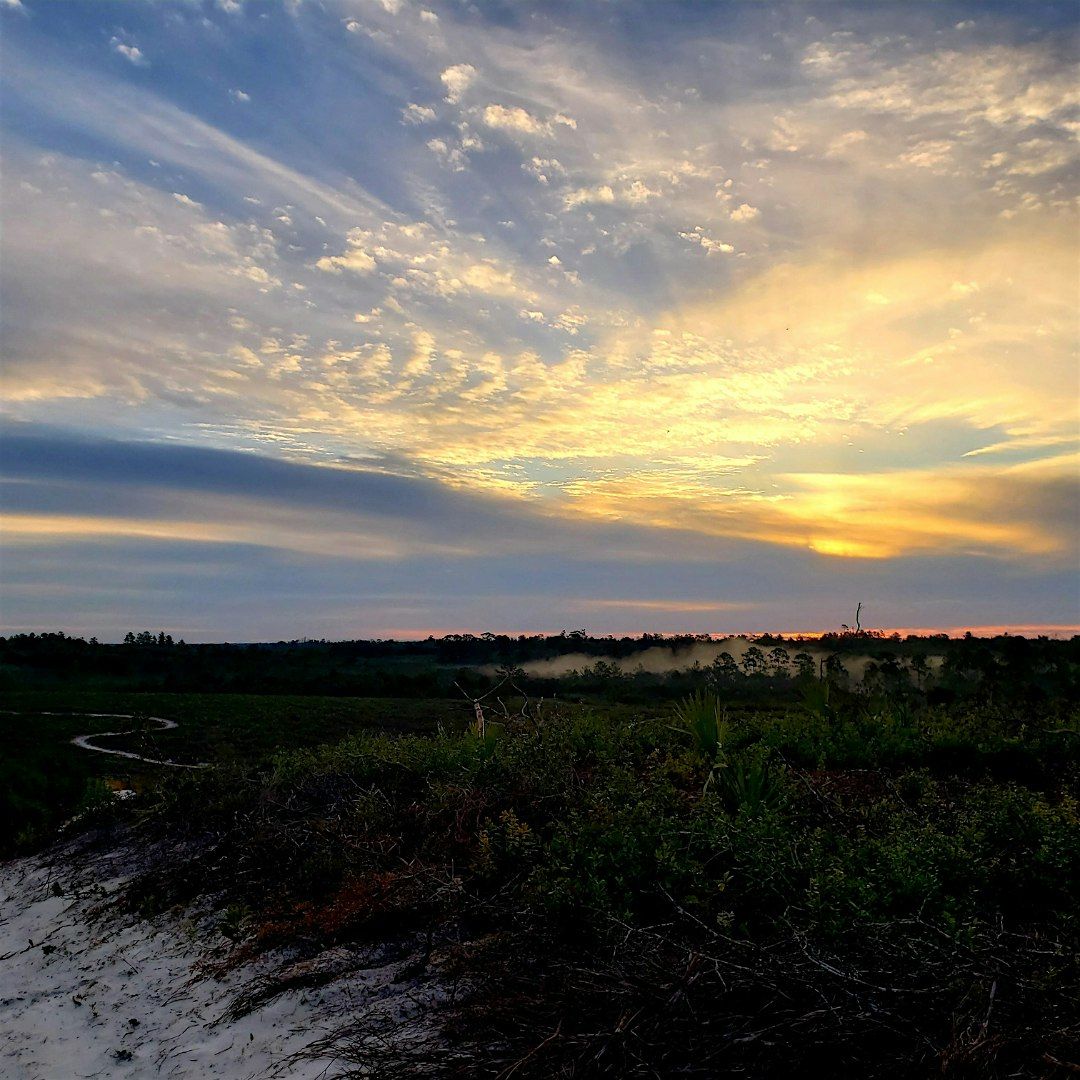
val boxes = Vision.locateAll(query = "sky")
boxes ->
[1,0,1077,642]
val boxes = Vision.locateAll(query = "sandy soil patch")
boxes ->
[0,842,439,1079]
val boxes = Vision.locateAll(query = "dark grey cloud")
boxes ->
[3,530,1075,642]
[2,422,500,525]
[3,425,1077,640]
[0,421,767,561]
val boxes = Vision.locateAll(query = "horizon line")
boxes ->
[4,624,1078,644]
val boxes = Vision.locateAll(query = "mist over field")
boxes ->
[506,638,941,680]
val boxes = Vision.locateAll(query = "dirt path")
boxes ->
[1,710,207,769]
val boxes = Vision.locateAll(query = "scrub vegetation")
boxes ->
[2,630,1078,1076]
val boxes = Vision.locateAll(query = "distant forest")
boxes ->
[2,629,1077,705]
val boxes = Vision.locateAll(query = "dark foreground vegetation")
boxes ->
[120,700,1080,1074]
[3,630,1078,1076]
[0,693,465,856]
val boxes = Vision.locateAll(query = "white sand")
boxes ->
[0,845,437,1079]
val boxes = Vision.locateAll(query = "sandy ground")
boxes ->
[0,843,438,1079]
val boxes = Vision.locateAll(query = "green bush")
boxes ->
[128,698,1079,1078]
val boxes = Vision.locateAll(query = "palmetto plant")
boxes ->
[718,756,782,815]
[672,690,729,760]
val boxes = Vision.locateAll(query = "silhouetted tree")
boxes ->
[709,652,739,687]
[742,646,766,677]
[823,653,848,684]
[767,646,790,677]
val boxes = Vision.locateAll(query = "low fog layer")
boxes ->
[507,639,941,681]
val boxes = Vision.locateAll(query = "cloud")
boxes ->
[0,428,521,564]
[1004,137,1074,177]
[3,46,387,229]
[0,424,776,569]
[522,156,565,184]
[460,261,519,295]
[440,63,477,104]
[311,219,537,306]
[315,247,377,273]
[402,102,436,124]
[825,129,868,157]
[804,39,1079,130]
[899,139,954,170]
[677,226,734,254]
[6,424,1074,641]
[479,104,577,138]
[3,1,1077,635]
[563,184,615,209]
[109,37,147,66]
[560,455,1078,562]
[426,137,469,170]
[482,104,540,134]
[624,179,661,204]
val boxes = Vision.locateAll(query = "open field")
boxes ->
[2,632,1078,1076]
[1,693,471,856]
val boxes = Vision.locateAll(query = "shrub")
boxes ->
[128,699,1079,1078]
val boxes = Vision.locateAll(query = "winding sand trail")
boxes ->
[1,710,208,768]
